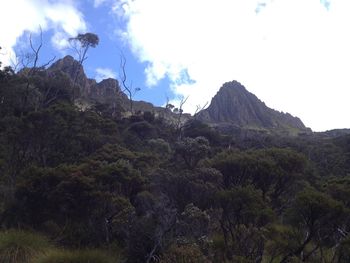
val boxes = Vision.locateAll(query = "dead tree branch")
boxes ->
[194,101,208,117]
[119,52,140,114]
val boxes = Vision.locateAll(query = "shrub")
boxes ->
[0,230,51,263]
[160,243,210,263]
[35,249,119,263]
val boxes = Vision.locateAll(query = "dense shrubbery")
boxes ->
[1,63,350,262]
[36,249,119,263]
[0,230,51,263]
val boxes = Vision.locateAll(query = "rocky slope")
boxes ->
[48,57,309,134]
[197,81,309,134]
[47,56,191,123]
[48,55,128,105]
[48,56,164,111]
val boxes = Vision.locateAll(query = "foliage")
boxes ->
[211,148,308,210]
[183,119,223,145]
[159,243,210,263]
[283,189,349,262]
[1,53,350,262]
[0,230,51,263]
[218,186,274,260]
[338,237,350,263]
[176,203,210,240]
[150,168,222,211]
[147,138,171,157]
[70,33,99,48]
[175,136,210,169]
[35,249,118,263]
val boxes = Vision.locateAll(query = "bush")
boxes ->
[0,230,51,263]
[160,243,210,263]
[36,249,119,263]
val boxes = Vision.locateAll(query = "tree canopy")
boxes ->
[1,51,350,262]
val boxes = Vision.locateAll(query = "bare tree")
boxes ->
[19,29,56,114]
[194,101,208,117]
[16,28,56,74]
[175,96,189,139]
[165,96,175,111]
[162,95,190,138]
[145,194,177,263]
[119,52,140,114]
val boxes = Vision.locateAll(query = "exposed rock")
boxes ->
[197,81,308,134]
[47,56,186,122]
[48,56,127,107]
[47,57,308,135]
[48,55,90,88]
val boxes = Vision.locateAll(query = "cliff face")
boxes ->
[48,56,132,110]
[48,56,128,104]
[46,56,186,121]
[197,81,307,132]
[47,57,307,133]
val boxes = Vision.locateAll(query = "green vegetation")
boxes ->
[35,249,119,263]
[1,54,350,262]
[0,230,51,263]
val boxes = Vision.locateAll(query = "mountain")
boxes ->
[3,56,350,263]
[48,56,162,110]
[197,81,309,135]
[48,58,309,135]
[48,57,309,135]
[48,55,128,104]
[47,56,191,123]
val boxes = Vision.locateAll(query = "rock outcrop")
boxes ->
[47,56,187,122]
[197,81,308,133]
[48,56,127,104]
[47,57,308,134]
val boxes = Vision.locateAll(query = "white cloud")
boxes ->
[0,0,86,66]
[94,0,108,8]
[115,0,350,131]
[95,67,117,82]
[51,32,70,50]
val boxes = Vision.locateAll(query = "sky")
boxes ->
[0,0,349,131]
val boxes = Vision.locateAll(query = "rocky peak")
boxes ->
[47,56,159,114]
[49,55,94,89]
[49,55,84,80]
[48,56,125,105]
[197,81,307,133]
[93,78,127,102]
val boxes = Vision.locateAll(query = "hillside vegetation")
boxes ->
[0,57,350,262]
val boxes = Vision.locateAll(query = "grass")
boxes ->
[35,249,120,263]
[0,230,51,263]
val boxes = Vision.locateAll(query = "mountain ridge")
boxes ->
[196,81,309,135]
[48,55,167,113]
[48,56,309,135]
